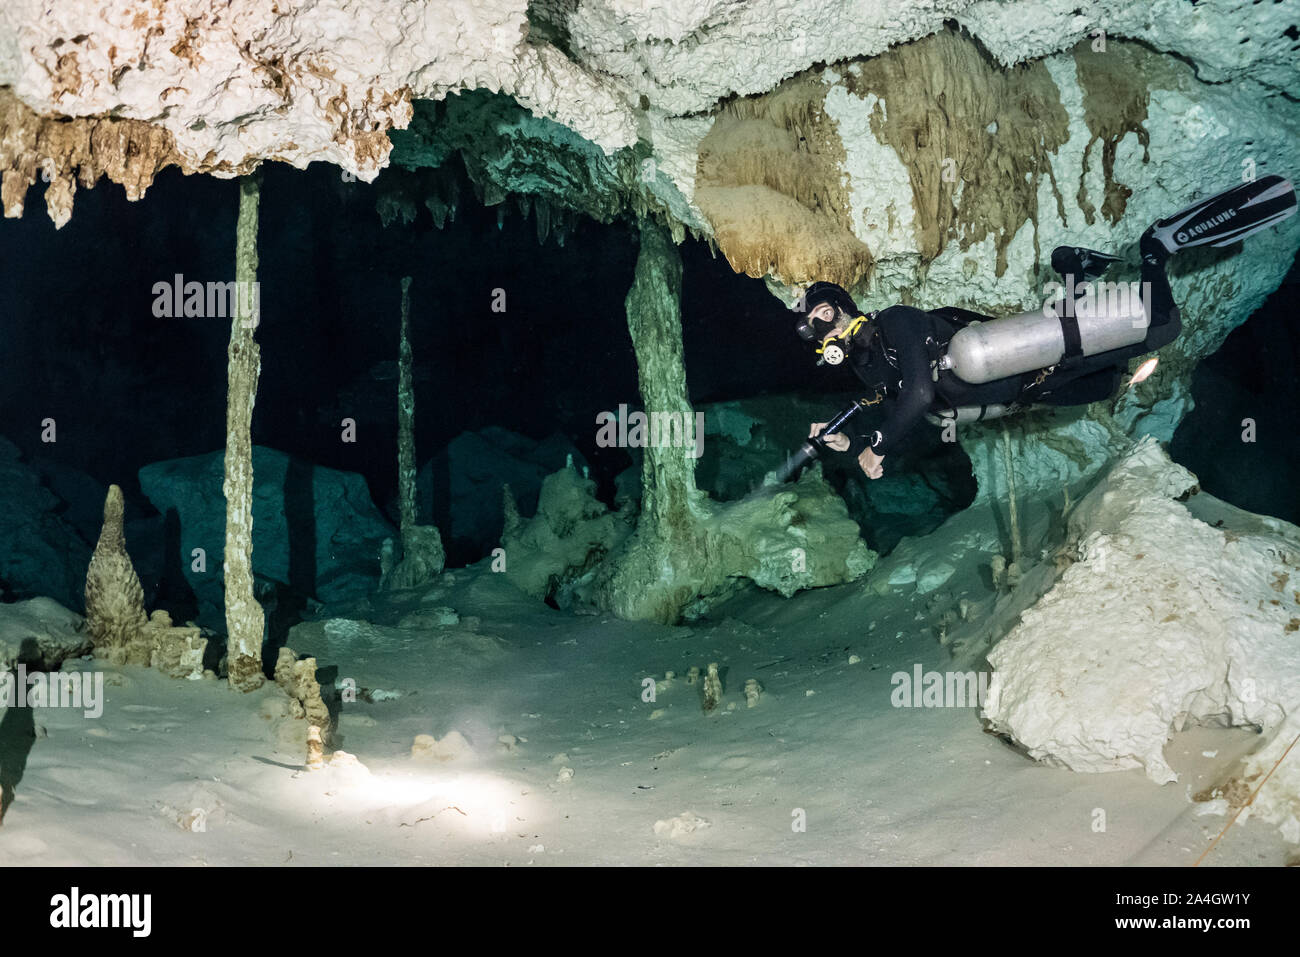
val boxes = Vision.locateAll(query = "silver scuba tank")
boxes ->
[939,288,1148,384]
[925,404,1017,426]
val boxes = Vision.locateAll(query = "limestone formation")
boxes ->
[274,646,332,738]
[0,88,192,229]
[582,220,874,623]
[381,275,445,590]
[500,464,633,606]
[84,484,149,666]
[144,611,207,681]
[305,726,325,771]
[1,3,1295,491]
[411,731,472,762]
[223,174,266,693]
[701,663,722,713]
[983,437,1300,792]
[84,485,211,676]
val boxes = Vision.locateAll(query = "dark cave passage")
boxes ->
[1171,249,1300,525]
[0,159,975,593]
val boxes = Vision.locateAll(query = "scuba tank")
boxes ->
[939,288,1147,385]
[924,403,1017,426]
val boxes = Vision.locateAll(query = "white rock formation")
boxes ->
[555,0,1296,116]
[1235,712,1300,844]
[0,0,638,189]
[983,437,1300,792]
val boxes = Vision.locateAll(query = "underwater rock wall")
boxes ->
[418,426,587,563]
[138,446,395,627]
[0,437,92,611]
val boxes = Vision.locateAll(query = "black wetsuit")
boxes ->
[843,245,1181,458]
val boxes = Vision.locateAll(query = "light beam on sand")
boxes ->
[363,770,529,835]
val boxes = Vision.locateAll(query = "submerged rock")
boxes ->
[138,447,394,627]
[914,561,956,594]
[500,462,631,607]
[0,597,89,670]
[0,437,92,611]
[417,426,586,562]
[983,437,1300,794]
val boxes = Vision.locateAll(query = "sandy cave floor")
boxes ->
[0,499,1288,867]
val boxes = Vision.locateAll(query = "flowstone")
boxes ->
[982,437,1300,793]
[500,462,633,606]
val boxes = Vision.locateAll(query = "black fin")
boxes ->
[1147,175,1297,254]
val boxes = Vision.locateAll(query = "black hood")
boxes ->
[796,281,861,318]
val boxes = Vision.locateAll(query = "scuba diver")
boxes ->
[783,175,1297,482]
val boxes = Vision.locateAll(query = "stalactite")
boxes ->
[224,173,266,693]
[535,198,551,245]
[425,196,448,229]
[447,177,460,223]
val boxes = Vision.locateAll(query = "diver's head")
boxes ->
[794,282,860,340]
[794,282,865,364]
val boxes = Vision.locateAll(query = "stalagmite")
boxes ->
[702,663,722,713]
[381,276,445,590]
[84,484,150,666]
[223,174,266,693]
[305,726,325,771]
